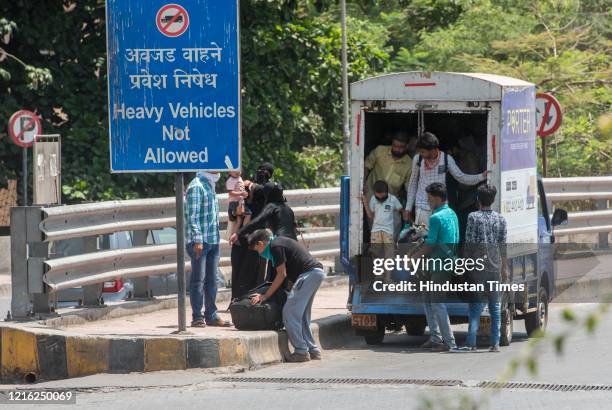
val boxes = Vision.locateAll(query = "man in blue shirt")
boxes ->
[185,171,231,328]
[415,182,459,351]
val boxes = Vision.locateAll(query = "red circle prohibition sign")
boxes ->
[156,4,189,38]
[536,93,563,138]
[8,110,42,148]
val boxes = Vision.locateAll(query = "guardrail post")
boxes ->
[27,207,52,316]
[597,199,610,249]
[10,207,30,319]
[81,236,104,307]
[130,230,153,298]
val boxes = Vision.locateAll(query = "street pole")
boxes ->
[542,137,548,177]
[22,147,28,206]
[175,173,187,333]
[340,0,350,175]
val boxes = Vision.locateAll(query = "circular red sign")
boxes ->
[8,110,42,148]
[536,93,563,138]
[156,4,189,38]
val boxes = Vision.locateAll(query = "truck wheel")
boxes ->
[405,319,426,336]
[364,326,385,345]
[500,301,513,346]
[525,286,548,337]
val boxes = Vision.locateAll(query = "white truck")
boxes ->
[339,72,568,345]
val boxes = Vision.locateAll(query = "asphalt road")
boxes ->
[2,302,610,410]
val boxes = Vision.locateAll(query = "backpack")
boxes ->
[228,281,286,331]
[416,152,458,209]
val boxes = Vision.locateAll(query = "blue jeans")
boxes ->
[187,242,220,323]
[283,268,326,354]
[467,294,501,347]
[423,302,457,348]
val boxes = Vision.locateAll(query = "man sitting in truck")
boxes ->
[404,132,490,227]
[363,132,412,201]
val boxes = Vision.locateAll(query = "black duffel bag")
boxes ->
[229,282,286,331]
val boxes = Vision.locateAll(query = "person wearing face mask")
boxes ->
[185,171,232,328]
[248,228,326,363]
[361,180,403,282]
[363,132,412,201]
[404,132,490,227]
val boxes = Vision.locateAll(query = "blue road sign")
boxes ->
[106,0,240,172]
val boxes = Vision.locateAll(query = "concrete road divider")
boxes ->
[0,314,351,383]
[0,281,353,383]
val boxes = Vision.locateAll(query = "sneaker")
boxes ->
[286,352,311,363]
[489,345,500,352]
[432,344,451,352]
[309,351,322,360]
[421,340,443,349]
[450,346,477,353]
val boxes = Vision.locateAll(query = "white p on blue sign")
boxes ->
[106,1,240,172]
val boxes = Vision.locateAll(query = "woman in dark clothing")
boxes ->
[229,182,298,296]
[230,182,298,244]
[230,183,268,299]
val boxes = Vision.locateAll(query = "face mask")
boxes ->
[376,195,388,203]
[391,150,406,158]
[198,171,220,186]
[261,236,276,264]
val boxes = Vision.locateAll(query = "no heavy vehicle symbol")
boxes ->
[156,4,189,37]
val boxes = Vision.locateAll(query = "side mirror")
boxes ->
[551,208,568,227]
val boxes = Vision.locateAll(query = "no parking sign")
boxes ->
[8,110,42,148]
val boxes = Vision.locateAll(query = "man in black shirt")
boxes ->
[248,229,326,362]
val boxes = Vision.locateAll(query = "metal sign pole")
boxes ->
[340,0,350,175]
[175,173,187,332]
[542,137,548,177]
[22,147,28,206]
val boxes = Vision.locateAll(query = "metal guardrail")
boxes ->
[10,188,340,319]
[10,177,611,319]
[542,177,612,240]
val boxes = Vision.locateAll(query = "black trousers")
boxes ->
[230,241,267,299]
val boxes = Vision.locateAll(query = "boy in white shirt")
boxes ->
[362,180,403,282]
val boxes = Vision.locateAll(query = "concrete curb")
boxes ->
[554,249,612,260]
[0,313,353,383]
[554,275,612,302]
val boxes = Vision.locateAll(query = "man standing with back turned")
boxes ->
[185,171,232,328]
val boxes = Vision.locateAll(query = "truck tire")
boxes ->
[364,327,385,345]
[405,319,426,336]
[500,300,513,346]
[525,286,549,337]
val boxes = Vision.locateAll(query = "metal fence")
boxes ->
[9,177,612,319]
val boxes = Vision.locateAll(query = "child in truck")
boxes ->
[362,180,404,282]
[226,170,251,237]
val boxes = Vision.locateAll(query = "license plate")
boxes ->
[352,314,377,330]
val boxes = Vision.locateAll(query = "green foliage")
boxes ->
[1,0,609,202]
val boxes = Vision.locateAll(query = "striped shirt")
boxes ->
[185,175,220,245]
[405,152,485,212]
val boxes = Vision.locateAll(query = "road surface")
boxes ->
[2,302,610,410]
